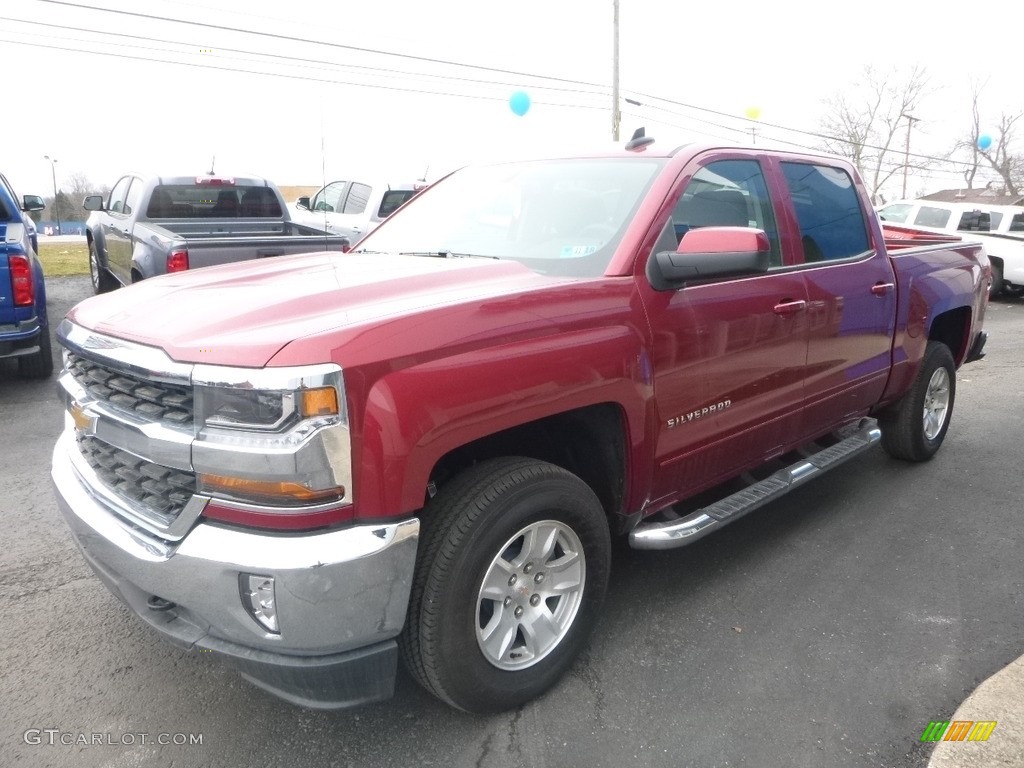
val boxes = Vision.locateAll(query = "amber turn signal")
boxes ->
[300,386,339,418]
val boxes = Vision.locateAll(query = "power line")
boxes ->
[28,0,610,91]
[3,37,608,111]
[623,90,978,169]
[17,0,999,185]
[5,16,612,100]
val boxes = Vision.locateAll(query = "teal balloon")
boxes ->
[977,134,993,151]
[509,90,531,116]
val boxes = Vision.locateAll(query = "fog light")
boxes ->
[240,574,279,634]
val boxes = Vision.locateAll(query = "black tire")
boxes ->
[989,259,1003,300]
[18,325,54,379]
[880,341,956,462]
[89,241,118,294]
[400,457,611,713]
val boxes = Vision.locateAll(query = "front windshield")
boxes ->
[356,157,666,277]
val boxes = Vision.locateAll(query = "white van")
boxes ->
[877,198,1024,298]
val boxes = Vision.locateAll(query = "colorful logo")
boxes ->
[921,720,997,742]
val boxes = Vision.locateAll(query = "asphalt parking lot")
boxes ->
[2,276,1022,768]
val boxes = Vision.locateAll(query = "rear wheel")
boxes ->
[400,457,611,713]
[89,241,117,294]
[880,341,955,461]
[989,259,1004,300]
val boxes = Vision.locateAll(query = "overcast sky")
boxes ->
[4,0,1021,203]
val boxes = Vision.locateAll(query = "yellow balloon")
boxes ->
[745,106,761,120]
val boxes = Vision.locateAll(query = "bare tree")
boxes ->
[818,65,931,204]
[43,172,109,223]
[954,81,1022,196]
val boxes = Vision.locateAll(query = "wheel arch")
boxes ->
[427,403,630,532]
[928,306,972,366]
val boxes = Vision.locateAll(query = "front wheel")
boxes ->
[400,457,611,713]
[880,341,956,461]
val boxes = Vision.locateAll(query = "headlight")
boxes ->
[191,364,353,521]
[197,387,294,430]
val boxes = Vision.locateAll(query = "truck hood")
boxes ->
[67,252,567,366]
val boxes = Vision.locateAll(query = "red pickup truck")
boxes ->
[51,139,989,714]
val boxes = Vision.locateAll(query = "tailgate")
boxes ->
[181,234,349,270]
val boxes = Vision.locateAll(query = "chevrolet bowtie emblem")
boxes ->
[70,400,94,432]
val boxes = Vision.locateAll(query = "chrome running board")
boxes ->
[629,421,882,550]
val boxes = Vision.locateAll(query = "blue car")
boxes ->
[1,172,52,378]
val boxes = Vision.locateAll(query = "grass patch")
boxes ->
[38,241,89,277]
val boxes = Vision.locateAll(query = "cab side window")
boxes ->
[957,210,990,231]
[781,162,869,262]
[912,206,952,228]
[108,176,131,215]
[123,178,144,216]
[312,181,346,212]
[672,159,782,267]
[343,183,371,215]
[877,203,913,223]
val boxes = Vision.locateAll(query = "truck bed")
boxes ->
[136,219,351,272]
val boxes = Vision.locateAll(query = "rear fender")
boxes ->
[881,250,984,404]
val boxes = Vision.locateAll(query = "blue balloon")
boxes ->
[509,90,531,117]
[977,134,993,151]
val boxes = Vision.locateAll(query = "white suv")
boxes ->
[877,199,1024,298]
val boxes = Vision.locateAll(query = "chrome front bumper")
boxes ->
[51,432,419,708]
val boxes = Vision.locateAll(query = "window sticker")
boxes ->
[559,245,599,258]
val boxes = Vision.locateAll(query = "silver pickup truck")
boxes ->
[84,174,352,293]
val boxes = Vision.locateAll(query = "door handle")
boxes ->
[871,282,895,297]
[773,299,807,316]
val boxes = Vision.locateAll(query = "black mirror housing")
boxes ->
[22,194,46,212]
[295,196,311,211]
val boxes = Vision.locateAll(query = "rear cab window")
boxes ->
[145,184,283,218]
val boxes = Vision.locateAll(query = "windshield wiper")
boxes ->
[398,251,499,260]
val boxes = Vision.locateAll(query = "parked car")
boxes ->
[877,198,1024,297]
[84,173,353,293]
[52,140,988,715]
[0,172,51,378]
[291,179,423,241]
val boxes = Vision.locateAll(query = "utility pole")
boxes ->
[43,155,61,236]
[611,0,620,142]
[901,114,919,199]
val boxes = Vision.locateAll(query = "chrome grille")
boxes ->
[76,434,196,524]
[66,352,193,427]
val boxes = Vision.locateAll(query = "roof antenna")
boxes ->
[419,165,430,183]
[625,127,655,152]
[208,155,216,174]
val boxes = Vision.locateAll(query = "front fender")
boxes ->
[353,325,651,520]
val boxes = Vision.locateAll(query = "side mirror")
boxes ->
[295,196,311,211]
[83,195,106,211]
[647,227,771,291]
[22,194,46,212]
